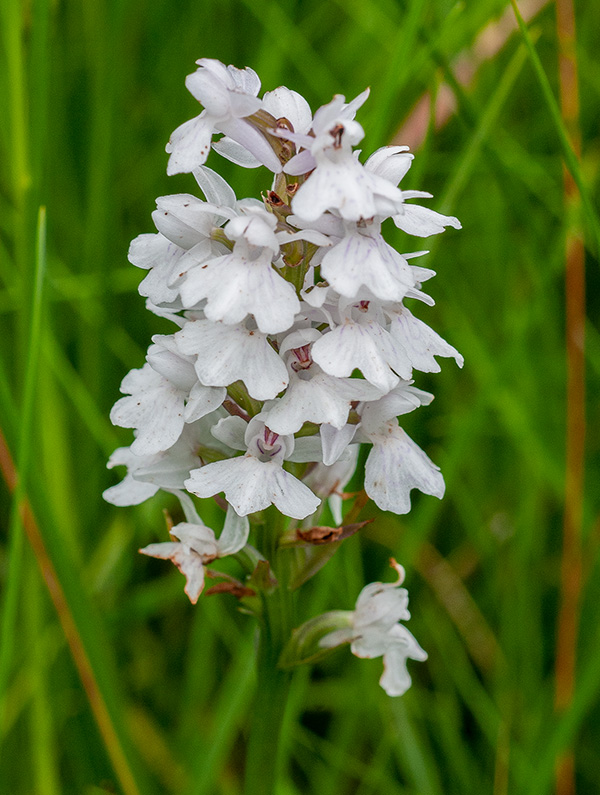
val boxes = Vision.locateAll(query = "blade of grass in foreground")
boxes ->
[0,210,152,795]
[0,207,47,729]
[0,431,154,795]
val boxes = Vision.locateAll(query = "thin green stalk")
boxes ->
[244,510,294,795]
[26,558,60,795]
[510,0,600,258]
[0,207,47,732]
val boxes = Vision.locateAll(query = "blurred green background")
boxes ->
[1,0,599,793]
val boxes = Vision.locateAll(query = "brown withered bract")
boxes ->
[296,519,373,545]
[205,582,256,598]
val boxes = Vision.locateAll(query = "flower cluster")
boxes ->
[105,58,462,695]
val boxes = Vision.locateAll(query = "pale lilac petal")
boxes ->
[219,118,283,173]
[284,149,316,176]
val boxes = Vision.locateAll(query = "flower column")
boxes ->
[105,58,462,794]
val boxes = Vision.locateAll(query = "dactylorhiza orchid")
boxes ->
[105,58,462,699]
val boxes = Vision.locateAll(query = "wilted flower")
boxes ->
[320,560,427,696]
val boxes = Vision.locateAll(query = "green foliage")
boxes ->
[1,0,599,792]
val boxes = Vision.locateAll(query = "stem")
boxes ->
[244,511,293,795]
[554,0,584,790]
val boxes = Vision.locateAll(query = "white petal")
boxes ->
[212,137,262,168]
[185,68,233,116]
[320,231,414,301]
[211,416,248,451]
[199,254,300,334]
[263,87,313,134]
[365,146,413,184]
[320,423,358,466]
[379,629,428,696]
[390,307,464,372]
[267,465,321,518]
[176,319,289,400]
[153,194,218,249]
[184,381,227,423]
[287,435,323,463]
[217,506,250,556]
[223,62,261,99]
[265,370,380,436]
[360,381,434,432]
[393,204,461,237]
[186,457,267,514]
[193,165,237,207]
[128,234,183,304]
[186,457,319,519]
[140,541,206,604]
[364,426,445,514]
[166,113,215,175]
[340,87,370,119]
[171,522,219,557]
[304,445,359,524]
[109,364,185,455]
[103,446,160,505]
[311,321,408,391]
[103,476,158,506]
[147,337,197,391]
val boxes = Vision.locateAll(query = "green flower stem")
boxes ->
[244,510,294,795]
